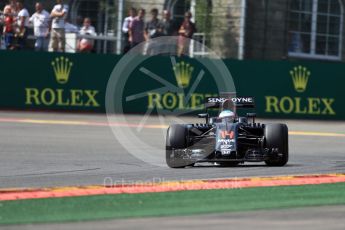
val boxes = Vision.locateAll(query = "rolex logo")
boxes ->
[290,65,310,93]
[173,61,194,88]
[51,56,73,84]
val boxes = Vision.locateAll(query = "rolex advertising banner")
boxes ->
[225,60,343,120]
[0,51,344,120]
[0,51,119,112]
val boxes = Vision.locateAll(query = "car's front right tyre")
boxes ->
[166,124,193,168]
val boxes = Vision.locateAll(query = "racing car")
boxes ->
[166,94,289,168]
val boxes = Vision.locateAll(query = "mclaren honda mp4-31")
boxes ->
[166,94,289,168]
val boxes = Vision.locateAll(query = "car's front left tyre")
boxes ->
[264,124,289,166]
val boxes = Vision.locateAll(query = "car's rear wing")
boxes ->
[205,96,255,109]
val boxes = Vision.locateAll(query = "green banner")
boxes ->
[0,51,119,112]
[227,60,343,120]
[0,51,343,120]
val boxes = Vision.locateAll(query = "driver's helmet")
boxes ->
[218,110,235,120]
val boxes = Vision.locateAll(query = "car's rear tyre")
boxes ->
[166,124,193,168]
[264,124,289,166]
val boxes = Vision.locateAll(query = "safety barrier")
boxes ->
[0,50,343,119]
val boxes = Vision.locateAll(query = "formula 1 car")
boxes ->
[166,94,289,168]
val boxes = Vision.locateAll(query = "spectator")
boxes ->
[156,10,176,54]
[50,0,68,52]
[122,7,136,53]
[145,8,160,55]
[2,5,15,50]
[158,10,174,36]
[77,17,96,53]
[3,0,17,16]
[29,2,50,51]
[145,8,161,38]
[15,1,29,50]
[1,0,17,50]
[177,11,196,56]
[129,8,146,49]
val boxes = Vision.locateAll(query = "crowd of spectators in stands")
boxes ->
[1,0,196,55]
[123,7,196,55]
[0,0,95,52]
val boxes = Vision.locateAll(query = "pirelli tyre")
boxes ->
[264,124,289,166]
[166,124,194,168]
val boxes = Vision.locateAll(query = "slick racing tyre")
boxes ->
[166,124,194,168]
[264,124,289,166]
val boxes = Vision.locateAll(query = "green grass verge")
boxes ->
[1,183,345,225]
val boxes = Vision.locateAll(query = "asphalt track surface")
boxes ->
[0,111,345,189]
[0,111,345,229]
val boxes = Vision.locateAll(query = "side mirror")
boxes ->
[246,113,256,123]
[198,113,209,124]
